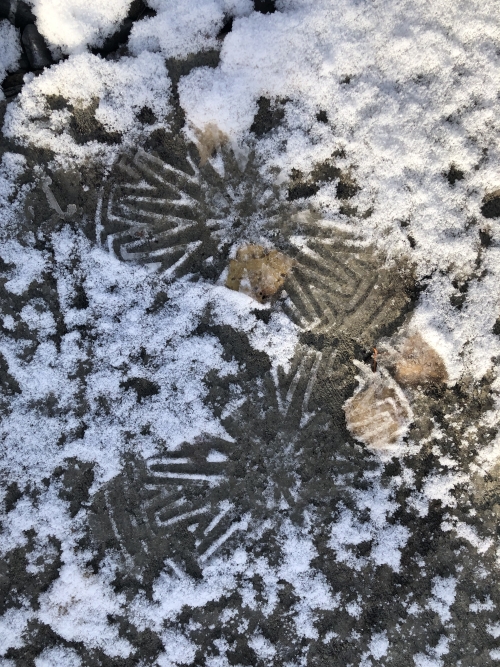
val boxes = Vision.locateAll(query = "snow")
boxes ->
[29,0,131,54]
[129,0,253,61]
[0,607,32,656]
[156,631,197,667]
[441,515,494,554]
[368,632,389,660]
[428,576,456,624]
[178,0,500,382]
[0,20,21,100]
[248,633,277,660]
[329,477,410,572]
[35,647,82,667]
[0,236,245,484]
[1,0,500,662]
[38,563,132,657]
[3,52,172,165]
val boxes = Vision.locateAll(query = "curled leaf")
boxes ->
[343,361,413,453]
[194,123,228,166]
[393,333,448,388]
[226,244,294,303]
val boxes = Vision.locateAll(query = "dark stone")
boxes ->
[1,70,28,98]
[92,0,152,57]
[22,24,52,70]
[254,0,276,13]
[128,0,149,21]
[481,192,500,218]
[95,19,134,57]
[17,49,30,70]
[446,165,464,185]
[15,0,36,28]
[0,0,10,20]
[316,109,328,123]
[493,318,500,336]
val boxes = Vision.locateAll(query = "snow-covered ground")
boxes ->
[1,0,500,664]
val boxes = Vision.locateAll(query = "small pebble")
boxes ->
[21,24,52,70]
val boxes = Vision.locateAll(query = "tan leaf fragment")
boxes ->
[343,362,413,453]
[194,123,228,166]
[394,333,448,388]
[226,244,294,303]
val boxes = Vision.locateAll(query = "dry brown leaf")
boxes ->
[394,333,448,387]
[194,123,228,166]
[343,362,413,453]
[226,244,294,303]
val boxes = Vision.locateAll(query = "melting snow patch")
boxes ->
[0,20,21,95]
[487,623,500,639]
[0,607,33,656]
[29,0,132,54]
[427,576,456,624]
[248,634,277,660]
[157,631,197,667]
[38,563,132,658]
[35,647,83,667]
[441,516,494,555]
[129,0,253,60]
[329,481,410,572]
[4,52,171,166]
